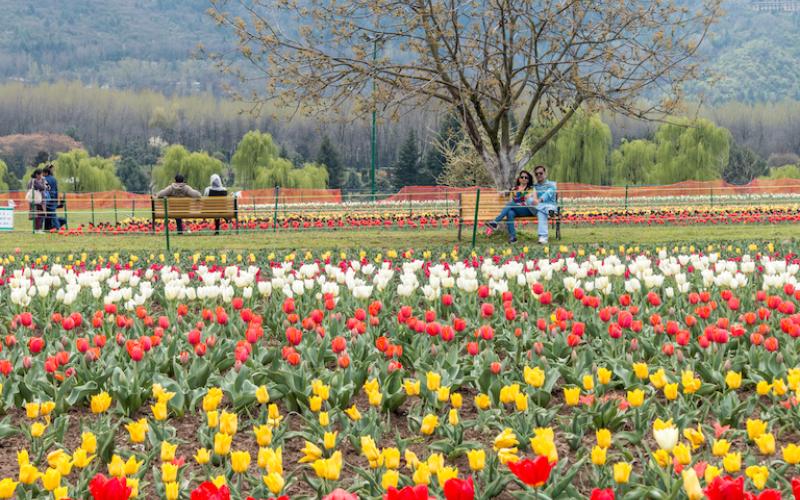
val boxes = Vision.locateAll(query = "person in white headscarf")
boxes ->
[203,174,228,235]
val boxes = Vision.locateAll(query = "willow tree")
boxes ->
[612,139,657,185]
[209,0,720,188]
[651,118,730,183]
[53,149,122,193]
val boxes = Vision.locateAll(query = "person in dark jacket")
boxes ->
[155,174,201,234]
[203,174,228,235]
[42,165,61,230]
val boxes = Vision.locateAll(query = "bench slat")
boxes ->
[152,197,237,219]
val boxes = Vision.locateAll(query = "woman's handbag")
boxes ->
[25,189,42,205]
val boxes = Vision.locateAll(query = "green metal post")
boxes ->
[624,185,629,212]
[471,188,481,249]
[90,193,95,226]
[273,186,280,233]
[710,188,713,208]
[252,196,256,218]
[163,198,171,252]
[113,193,118,225]
[62,194,68,229]
[131,198,135,218]
[370,38,377,203]
[444,188,449,217]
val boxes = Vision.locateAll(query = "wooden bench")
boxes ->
[151,197,239,233]
[457,190,561,241]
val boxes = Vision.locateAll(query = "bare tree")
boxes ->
[208,0,721,188]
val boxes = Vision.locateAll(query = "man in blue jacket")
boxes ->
[42,165,61,230]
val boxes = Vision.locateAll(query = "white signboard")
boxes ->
[0,206,13,231]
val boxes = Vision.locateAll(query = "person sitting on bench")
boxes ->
[155,174,201,234]
[203,174,228,235]
[487,165,557,244]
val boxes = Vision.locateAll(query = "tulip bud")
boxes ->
[234,360,242,372]
[777,352,784,364]
[723,359,732,371]
[179,351,190,364]
[23,356,32,369]
[676,350,684,362]
[629,338,638,351]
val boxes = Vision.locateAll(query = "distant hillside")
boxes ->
[0,0,797,103]
[0,0,234,95]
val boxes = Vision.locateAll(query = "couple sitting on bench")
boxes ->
[486,164,557,244]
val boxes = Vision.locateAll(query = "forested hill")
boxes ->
[0,0,234,95]
[0,0,798,103]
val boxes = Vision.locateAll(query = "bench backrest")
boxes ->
[459,190,559,221]
[152,197,237,219]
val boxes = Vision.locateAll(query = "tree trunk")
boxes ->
[483,145,523,190]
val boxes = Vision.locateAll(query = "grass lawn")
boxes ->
[2,222,800,254]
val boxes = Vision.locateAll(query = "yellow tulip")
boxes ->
[683,425,705,450]
[427,453,445,473]
[219,411,238,435]
[746,419,767,441]
[323,431,338,450]
[773,378,788,396]
[633,362,649,380]
[412,462,431,485]
[672,442,691,465]
[367,390,382,406]
[164,481,179,500]
[151,402,168,421]
[649,368,667,389]
[474,393,491,410]
[213,432,232,456]
[81,433,97,454]
[25,402,40,419]
[263,472,284,494]
[682,469,704,500]
[705,465,722,484]
[72,448,95,469]
[90,392,112,414]
[40,401,55,416]
[466,449,486,471]
[712,439,731,456]
[652,449,670,468]
[514,393,528,412]
[311,451,342,480]
[450,393,463,408]
[319,411,329,426]
[627,389,645,407]
[381,470,400,490]
[345,404,362,421]
[725,371,742,390]
[202,388,223,412]
[299,441,323,463]
[194,448,211,465]
[161,462,178,483]
[426,372,441,391]
[756,380,772,396]
[591,446,606,465]
[0,478,18,499]
[206,410,219,428]
[31,422,47,438]
[613,462,632,484]
[403,379,421,396]
[664,383,679,400]
[160,441,177,463]
[53,486,69,500]
[231,450,250,473]
[361,436,383,468]
[254,425,273,447]
[41,467,61,491]
[524,366,545,387]
[256,385,270,404]
[420,414,438,435]
[493,428,519,451]
[723,452,741,473]
[436,466,458,489]
[596,428,612,449]
[126,419,148,444]
[499,384,520,404]
[124,456,142,476]
[382,447,401,469]
[755,433,776,455]
[564,387,581,406]
[783,443,800,464]
[597,367,612,385]
[746,465,769,490]
[308,395,323,412]
[583,375,595,391]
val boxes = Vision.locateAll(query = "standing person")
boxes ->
[203,174,228,235]
[486,170,536,244]
[42,165,61,231]
[26,169,47,233]
[155,174,201,234]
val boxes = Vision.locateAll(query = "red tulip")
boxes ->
[190,481,231,500]
[753,489,782,500]
[444,476,474,500]
[792,477,800,500]
[704,475,746,500]
[507,455,554,488]
[384,484,430,500]
[323,488,359,500]
[89,473,132,500]
[28,337,44,354]
[589,488,615,500]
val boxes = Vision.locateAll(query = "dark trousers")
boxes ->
[176,218,184,234]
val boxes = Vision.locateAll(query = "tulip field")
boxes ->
[4,244,800,499]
